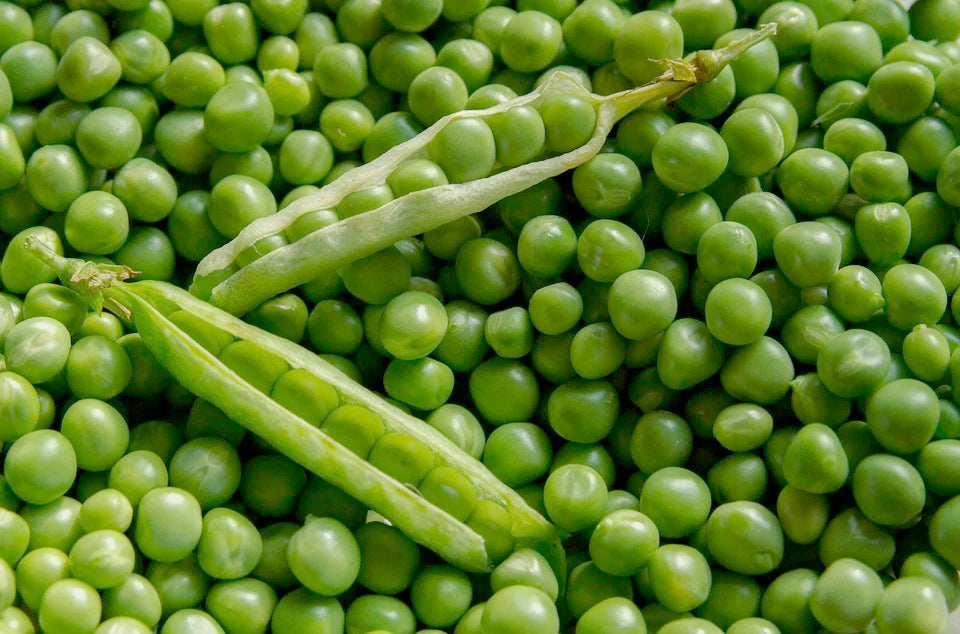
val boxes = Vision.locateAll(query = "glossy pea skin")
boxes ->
[783,423,849,494]
[481,585,558,634]
[607,270,677,342]
[134,487,202,563]
[589,509,659,577]
[867,378,940,454]
[810,21,883,84]
[780,305,844,364]
[646,544,712,613]
[614,11,683,85]
[543,464,608,532]
[776,149,849,217]
[875,577,949,634]
[816,328,890,398]
[577,219,645,284]
[852,453,925,526]
[652,122,729,194]
[776,485,829,545]
[720,336,794,405]
[903,325,950,381]
[883,263,947,331]
[657,318,725,391]
[639,467,712,539]
[720,108,785,177]
[809,558,883,633]
[773,221,843,287]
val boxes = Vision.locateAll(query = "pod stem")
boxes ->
[22,236,138,318]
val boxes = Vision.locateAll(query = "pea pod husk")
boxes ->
[193,25,777,315]
[28,241,559,574]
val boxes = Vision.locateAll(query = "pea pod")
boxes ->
[192,25,777,315]
[27,239,560,575]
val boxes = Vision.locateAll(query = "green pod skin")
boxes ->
[191,26,779,315]
[28,242,559,577]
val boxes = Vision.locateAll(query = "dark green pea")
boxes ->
[720,336,794,405]
[790,372,852,428]
[270,588,343,634]
[818,507,895,571]
[150,109,215,174]
[657,318,724,391]
[615,110,673,171]
[783,423,849,494]
[613,10,682,85]
[867,378,939,453]
[565,561,633,621]
[432,300,487,373]
[435,39,493,93]
[759,568,819,634]
[817,329,890,397]
[630,410,692,475]
[822,117,886,165]
[531,331,576,384]
[867,60,936,125]
[826,265,885,322]
[707,453,769,504]
[780,305,844,365]
[469,357,539,424]
[537,93,597,154]
[696,221,758,283]
[884,265,947,336]
[773,221,843,288]
[852,453,925,526]
[906,205,953,279]
[776,485,829,546]
[661,192,722,256]
[897,117,958,186]
[903,325,950,382]
[776,149,849,218]
[454,238,519,305]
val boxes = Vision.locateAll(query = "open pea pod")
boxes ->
[28,240,560,575]
[192,24,777,315]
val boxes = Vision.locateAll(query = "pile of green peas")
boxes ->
[3,0,960,627]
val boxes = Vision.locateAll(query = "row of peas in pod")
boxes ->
[2,0,960,629]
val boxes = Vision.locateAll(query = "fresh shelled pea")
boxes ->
[3,0,960,631]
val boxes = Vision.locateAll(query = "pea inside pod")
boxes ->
[28,241,560,575]
[190,25,780,315]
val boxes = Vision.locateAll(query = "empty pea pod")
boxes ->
[191,25,778,315]
[27,240,561,575]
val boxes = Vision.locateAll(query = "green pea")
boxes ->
[537,93,597,154]
[657,318,725,391]
[646,545,712,613]
[816,328,890,397]
[790,372,852,428]
[875,577,949,634]
[783,423,849,494]
[867,60,936,125]
[776,149,850,218]
[758,568,819,634]
[134,487,202,563]
[204,82,274,153]
[776,485,829,546]
[900,551,960,612]
[882,262,947,331]
[153,109,218,174]
[720,336,794,405]
[305,300,363,357]
[707,453,769,504]
[809,558,883,633]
